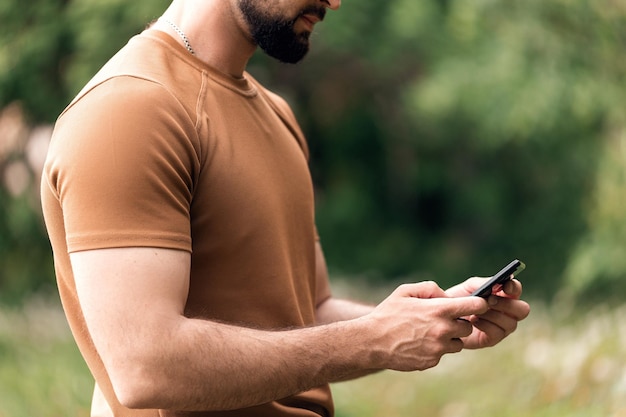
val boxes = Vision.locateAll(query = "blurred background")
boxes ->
[0,0,625,416]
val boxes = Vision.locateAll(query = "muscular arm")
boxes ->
[71,247,488,412]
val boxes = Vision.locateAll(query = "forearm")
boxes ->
[111,315,374,411]
[314,298,380,381]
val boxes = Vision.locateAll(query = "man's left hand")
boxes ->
[446,278,530,349]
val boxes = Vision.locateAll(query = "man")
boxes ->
[41,0,530,416]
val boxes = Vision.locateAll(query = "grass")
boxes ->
[332,299,626,417]
[0,297,91,417]
[1,294,625,417]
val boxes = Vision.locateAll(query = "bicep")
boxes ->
[71,247,190,359]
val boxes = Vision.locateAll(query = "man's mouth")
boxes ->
[296,6,326,31]
[299,14,320,31]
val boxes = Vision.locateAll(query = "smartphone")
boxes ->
[471,259,525,298]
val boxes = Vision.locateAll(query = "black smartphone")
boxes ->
[471,259,525,298]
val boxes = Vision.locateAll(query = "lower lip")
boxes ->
[299,16,315,31]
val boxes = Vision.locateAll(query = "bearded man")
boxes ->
[41,0,530,416]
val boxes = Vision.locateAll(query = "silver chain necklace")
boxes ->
[164,19,195,55]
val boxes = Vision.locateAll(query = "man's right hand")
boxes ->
[360,282,489,372]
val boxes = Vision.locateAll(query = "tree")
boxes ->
[1,0,624,302]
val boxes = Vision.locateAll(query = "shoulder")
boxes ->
[57,76,198,153]
[49,75,201,198]
[63,75,185,118]
[62,30,204,127]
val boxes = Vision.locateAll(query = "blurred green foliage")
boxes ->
[0,0,625,303]
[0,299,92,415]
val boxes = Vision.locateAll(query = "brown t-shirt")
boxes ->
[41,29,333,417]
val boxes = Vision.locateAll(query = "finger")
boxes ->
[470,317,507,347]
[454,318,474,338]
[432,318,474,347]
[499,278,523,298]
[486,296,530,321]
[446,337,465,354]
[471,308,519,337]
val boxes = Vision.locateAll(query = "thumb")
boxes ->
[434,296,489,319]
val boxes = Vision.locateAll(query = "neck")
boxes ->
[158,0,256,78]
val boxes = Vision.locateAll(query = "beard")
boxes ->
[238,0,325,64]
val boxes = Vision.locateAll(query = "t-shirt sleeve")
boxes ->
[45,76,200,253]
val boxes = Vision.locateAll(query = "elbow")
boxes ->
[107,358,171,410]
[114,379,157,410]
[96,320,191,409]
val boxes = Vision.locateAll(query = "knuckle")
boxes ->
[430,323,449,340]
[395,283,412,293]
[423,280,438,289]
[421,356,441,371]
